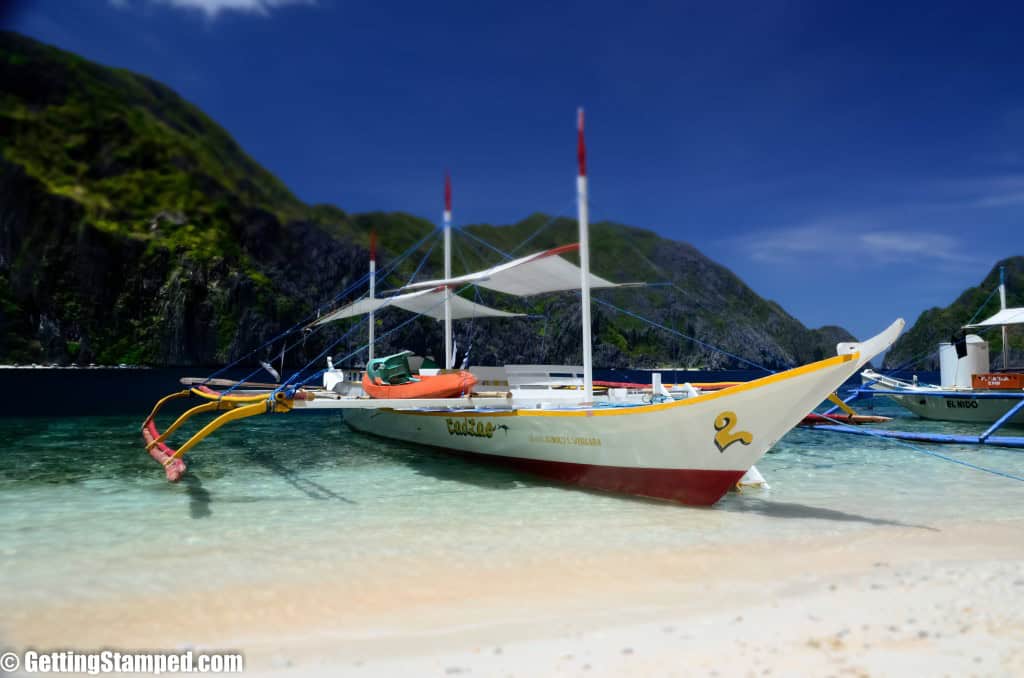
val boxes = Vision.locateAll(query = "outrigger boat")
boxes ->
[142,110,904,505]
[860,268,1024,427]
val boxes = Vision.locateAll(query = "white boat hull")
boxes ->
[343,321,904,505]
[861,370,1024,424]
[885,392,1024,424]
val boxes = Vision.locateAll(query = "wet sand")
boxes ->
[5,518,1023,676]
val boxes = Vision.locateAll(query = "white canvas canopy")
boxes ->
[400,243,623,297]
[313,287,522,326]
[965,307,1024,328]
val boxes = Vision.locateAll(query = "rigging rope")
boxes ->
[282,285,475,393]
[592,296,777,374]
[810,412,1024,483]
[453,232,474,279]
[967,284,1003,326]
[401,238,438,288]
[871,276,1004,375]
[508,205,576,255]
[884,347,940,374]
[272,316,368,396]
[458,227,514,261]
[452,222,781,373]
[203,227,440,388]
[201,268,369,386]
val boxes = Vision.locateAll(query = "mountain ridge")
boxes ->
[0,31,854,370]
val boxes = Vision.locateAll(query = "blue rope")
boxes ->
[453,232,474,277]
[273,316,368,395]
[204,227,440,389]
[967,284,1002,325]
[201,268,371,386]
[810,413,1024,483]
[593,296,776,373]
[273,230,445,393]
[886,347,940,374]
[285,283,480,392]
[376,228,442,289]
[868,276,1003,376]
[458,227,514,261]
[509,205,575,255]
[404,239,438,286]
[221,365,269,396]
[444,222,777,374]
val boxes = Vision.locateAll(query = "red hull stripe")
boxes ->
[500,457,744,506]
[429,445,744,506]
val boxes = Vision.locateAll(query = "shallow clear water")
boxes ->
[2,398,1023,610]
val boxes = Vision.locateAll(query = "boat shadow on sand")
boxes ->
[720,496,938,530]
[181,474,213,519]
[178,447,357,519]
[403,451,549,491]
[247,447,357,504]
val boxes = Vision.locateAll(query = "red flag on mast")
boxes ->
[369,228,377,262]
[445,170,452,213]
[577,108,586,178]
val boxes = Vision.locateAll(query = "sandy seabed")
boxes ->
[4,517,1023,677]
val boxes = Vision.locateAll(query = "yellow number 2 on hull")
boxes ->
[713,411,753,452]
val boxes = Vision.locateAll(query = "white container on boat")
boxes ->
[938,334,989,388]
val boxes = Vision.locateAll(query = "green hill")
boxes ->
[0,31,852,370]
[882,257,1024,370]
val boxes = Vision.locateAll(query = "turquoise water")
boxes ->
[2,400,1024,611]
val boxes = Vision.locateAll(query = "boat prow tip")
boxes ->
[836,318,906,369]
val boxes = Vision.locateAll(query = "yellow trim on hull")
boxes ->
[379,351,859,419]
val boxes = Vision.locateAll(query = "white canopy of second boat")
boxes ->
[965,307,1024,328]
[312,242,627,325]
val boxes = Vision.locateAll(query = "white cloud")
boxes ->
[112,0,316,19]
[935,174,1024,208]
[737,220,979,267]
[970,177,1024,207]
[858,232,967,261]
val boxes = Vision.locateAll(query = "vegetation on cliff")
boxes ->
[0,31,852,370]
[882,257,1024,370]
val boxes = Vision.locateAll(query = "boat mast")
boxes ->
[1000,265,1009,370]
[368,229,376,363]
[577,108,594,402]
[444,171,454,370]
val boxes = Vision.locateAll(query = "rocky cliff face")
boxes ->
[882,257,1024,370]
[0,31,854,370]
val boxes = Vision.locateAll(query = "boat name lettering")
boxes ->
[713,411,753,452]
[446,418,497,438]
[945,399,979,409]
[528,434,602,447]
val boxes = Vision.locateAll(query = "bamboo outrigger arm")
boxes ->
[826,392,858,417]
[141,386,312,482]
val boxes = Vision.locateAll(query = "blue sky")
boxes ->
[6,0,1024,341]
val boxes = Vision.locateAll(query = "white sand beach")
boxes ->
[6,517,1022,677]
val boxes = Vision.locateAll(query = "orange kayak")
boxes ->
[362,370,477,399]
